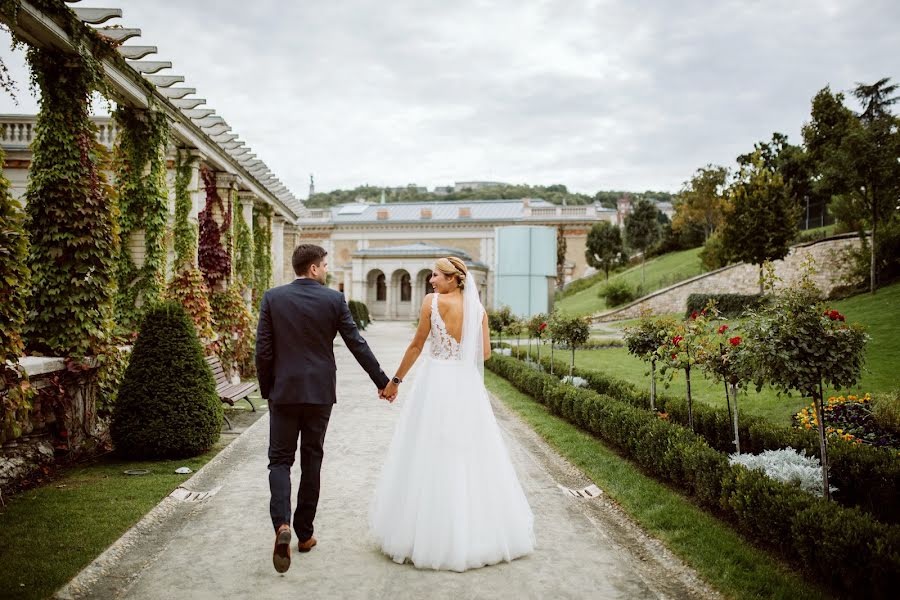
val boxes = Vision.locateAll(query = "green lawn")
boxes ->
[0,404,260,600]
[831,280,900,393]
[557,247,704,317]
[485,371,830,600]
[562,281,900,425]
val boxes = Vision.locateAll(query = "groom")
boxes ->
[256,244,393,573]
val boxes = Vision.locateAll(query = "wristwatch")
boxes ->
[392,376,402,385]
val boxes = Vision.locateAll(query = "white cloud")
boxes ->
[1,0,897,197]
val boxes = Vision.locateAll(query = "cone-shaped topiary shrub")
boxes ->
[111,301,223,458]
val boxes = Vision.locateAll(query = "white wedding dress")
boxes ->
[370,288,535,572]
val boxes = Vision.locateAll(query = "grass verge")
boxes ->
[0,403,262,600]
[485,370,830,600]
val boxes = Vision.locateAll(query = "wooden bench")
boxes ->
[205,355,258,430]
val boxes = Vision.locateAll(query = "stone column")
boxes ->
[236,191,255,303]
[215,173,240,288]
[271,215,286,287]
[384,270,394,320]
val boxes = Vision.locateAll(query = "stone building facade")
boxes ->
[297,199,618,318]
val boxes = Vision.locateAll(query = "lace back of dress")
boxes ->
[429,294,461,360]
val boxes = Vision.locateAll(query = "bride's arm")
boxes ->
[482,310,491,361]
[384,294,433,396]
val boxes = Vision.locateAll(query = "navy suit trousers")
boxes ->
[268,402,333,540]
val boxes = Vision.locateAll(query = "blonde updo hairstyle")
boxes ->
[435,256,468,289]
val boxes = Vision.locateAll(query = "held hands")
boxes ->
[379,380,399,403]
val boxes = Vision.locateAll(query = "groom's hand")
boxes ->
[382,381,399,402]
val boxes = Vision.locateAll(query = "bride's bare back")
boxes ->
[435,291,464,343]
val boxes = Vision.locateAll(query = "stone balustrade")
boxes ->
[0,115,119,149]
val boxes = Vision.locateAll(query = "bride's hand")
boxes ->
[382,381,398,402]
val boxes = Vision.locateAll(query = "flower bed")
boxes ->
[794,393,900,450]
[512,348,900,524]
[486,354,900,598]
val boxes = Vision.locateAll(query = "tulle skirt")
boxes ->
[369,356,535,572]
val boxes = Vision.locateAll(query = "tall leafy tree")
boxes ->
[802,79,900,293]
[624,198,661,286]
[720,153,801,293]
[738,133,823,230]
[672,165,729,242]
[585,221,625,281]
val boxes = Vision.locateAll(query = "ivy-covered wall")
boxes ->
[112,106,170,334]
[173,150,198,271]
[23,47,117,357]
[198,167,231,290]
[234,193,254,291]
[0,145,29,364]
[252,203,273,308]
[0,144,33,445]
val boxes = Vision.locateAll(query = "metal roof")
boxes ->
[307,199,554,224]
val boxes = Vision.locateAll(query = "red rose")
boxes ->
[718,325,729,334]
[671,353,677,360]
[672,335,683,345]
[690,311,698,320]
[539,322,547,331]
[729,336,742,346]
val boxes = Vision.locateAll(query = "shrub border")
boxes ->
[486,354,899,598]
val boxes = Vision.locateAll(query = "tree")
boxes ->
[624,198,661,287]
[802,80,900,294]
[556,225,567,290]
[658,309,711,431]
[720,153,800,294]
[740,274,867,499]
[549,314,591,377]
[672,165,729,242]
[585,222,625,281]
[623,311,674,411]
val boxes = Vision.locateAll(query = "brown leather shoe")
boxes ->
[297,536,317,553]
[273,524,291,573]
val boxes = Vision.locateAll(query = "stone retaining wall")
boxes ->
[0,357,108,496]
[594,234,862,322]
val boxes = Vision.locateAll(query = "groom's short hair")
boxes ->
[292,244,328,276]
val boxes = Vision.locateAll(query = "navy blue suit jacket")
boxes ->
[255,278,389,405]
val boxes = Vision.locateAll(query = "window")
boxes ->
[400,274,411,302]
[376,274,386,301]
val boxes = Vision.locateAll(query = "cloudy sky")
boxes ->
[1,0,897,198]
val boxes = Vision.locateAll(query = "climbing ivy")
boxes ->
[112,105,170,334]
[0,145,29,364]
[0,144,34,445]
[23,46,117,357]
[252,203,273,307]
[198,167,231,289]
[210,286,255,378]
[173,149,198,272]
[165,267,214,341]
[234,193,254,290]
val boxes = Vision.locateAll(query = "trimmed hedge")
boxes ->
[516,349,900,525]
[685,293,767,318]
[487,354,900,599]
[348,300,370,330]
[111,302,223,458]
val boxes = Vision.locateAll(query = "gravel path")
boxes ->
[56,321,719,600]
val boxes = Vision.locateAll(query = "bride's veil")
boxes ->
[459,271,485,379]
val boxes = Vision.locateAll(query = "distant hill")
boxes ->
[306,184,674,209]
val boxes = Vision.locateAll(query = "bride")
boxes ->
[370,257,535,572]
